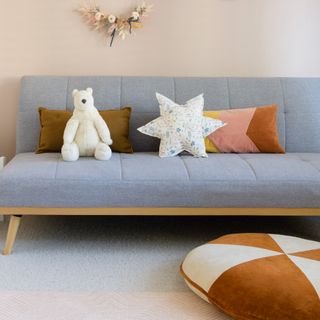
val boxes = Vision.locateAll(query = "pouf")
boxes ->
[181,233,320,320]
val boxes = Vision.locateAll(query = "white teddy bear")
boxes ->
[61,88,113,161]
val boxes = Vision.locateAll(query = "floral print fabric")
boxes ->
[138,93,225,157]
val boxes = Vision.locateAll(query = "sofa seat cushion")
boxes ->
[0,152,320,208]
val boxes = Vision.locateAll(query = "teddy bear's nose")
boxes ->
[81,99,87,104]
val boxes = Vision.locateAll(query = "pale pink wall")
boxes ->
[1,0,320,159]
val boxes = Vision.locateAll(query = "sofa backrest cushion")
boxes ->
[17,76,320,153]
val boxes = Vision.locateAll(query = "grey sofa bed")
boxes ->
[1,76,320,255]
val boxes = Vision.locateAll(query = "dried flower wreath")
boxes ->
[78,2,153,47]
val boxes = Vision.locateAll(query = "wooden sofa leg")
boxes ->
[3,215,22,255]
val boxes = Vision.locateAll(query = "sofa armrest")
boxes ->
[0,157,6,222]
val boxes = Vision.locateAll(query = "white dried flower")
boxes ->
[108,14,116,23]
[95,12,104,21]
[131,11,140,20]
[119,30,128,40]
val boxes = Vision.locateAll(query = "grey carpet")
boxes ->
[0,215,319,292]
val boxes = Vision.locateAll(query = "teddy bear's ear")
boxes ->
[72,89,78,97]
[86,88,93,95]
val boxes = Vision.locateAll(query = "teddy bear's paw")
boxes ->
[106,138,113,146]
[95,142,112,161]
[62,143,80,162]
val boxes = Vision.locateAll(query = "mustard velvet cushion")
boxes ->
[204,105,285,153]
[181,233,320,320]
[36,107,133,153]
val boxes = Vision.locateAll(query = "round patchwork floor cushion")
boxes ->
[181,233,320,320]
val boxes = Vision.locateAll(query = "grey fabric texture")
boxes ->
[17,76,320,153]
[1,152,320,208]
[10,76,320,209]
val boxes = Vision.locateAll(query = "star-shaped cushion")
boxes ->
[138,93,225,157]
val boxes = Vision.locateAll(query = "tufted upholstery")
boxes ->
[1,152,320,208]
[1,76,318,209]
[17,76,320,154]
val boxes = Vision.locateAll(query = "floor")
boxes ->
[0,215,319,319]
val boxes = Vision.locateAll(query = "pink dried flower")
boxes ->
[108,24,117,35]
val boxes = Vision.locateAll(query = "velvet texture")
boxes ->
[181,233,320,320]
[204,105,285,153]
[36,107,133,154]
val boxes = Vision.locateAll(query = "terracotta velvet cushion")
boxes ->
[181,233,320,320]
[204,104,285,153]
[36,107,133,154]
